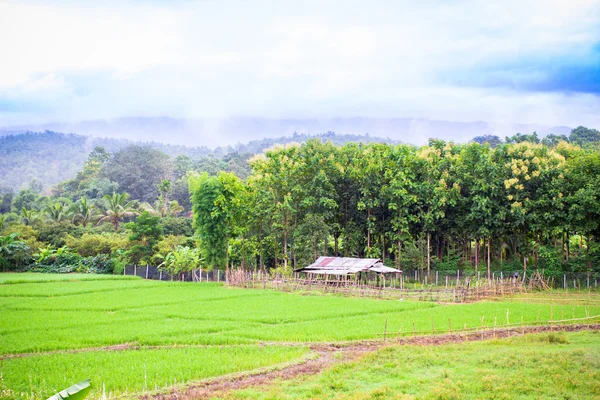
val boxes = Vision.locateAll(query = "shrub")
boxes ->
[66,232,129,257]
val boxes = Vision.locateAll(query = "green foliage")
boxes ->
[101,146,172,202]
[159,245,203,275]
[569,126,600,146]
[190,172,242,269]
[65,232,129,257]
[125,211,163,265]
[77,254,125,274]
[36,223,83,248]
[96,192,137,231]
[30,246,81,273]
[160,216,194,236]
[0,233,32,271]
[46,379,91,400]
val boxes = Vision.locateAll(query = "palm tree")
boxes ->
[140,199,183,218]
[45,202,67,223]
[20,207,39,226]
[72,197,95,228]
[97,192,137,230]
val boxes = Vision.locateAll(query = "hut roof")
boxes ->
[294,256,401,276]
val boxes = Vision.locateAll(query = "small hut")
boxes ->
[294,257,401,286]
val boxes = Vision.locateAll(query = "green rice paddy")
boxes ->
[0,273,597,399]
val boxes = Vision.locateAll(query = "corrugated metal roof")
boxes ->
[295,257,401,275]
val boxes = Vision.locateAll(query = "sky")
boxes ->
[0,0,599,145]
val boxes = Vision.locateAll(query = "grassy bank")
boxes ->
[228,331,600,399]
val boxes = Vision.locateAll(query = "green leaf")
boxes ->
[46,379,92,400]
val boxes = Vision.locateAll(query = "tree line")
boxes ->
[193,130,600,278]
[1,127,599,278]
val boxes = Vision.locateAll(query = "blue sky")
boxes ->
[0,0,599,136]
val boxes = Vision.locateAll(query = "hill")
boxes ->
[0,130,401,192]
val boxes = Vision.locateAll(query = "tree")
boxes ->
[97,193,137,231]
[505,132,540,144]
[384,145,419,268]
[542,134,569,147]
[472,135,502,148]
[159,246,203,277]
[190,172,243,270]
[102,146,172,202]
[569,126,600,146]
[127,211,163,265]
[415,140,459,272]
[0,233,31,271]
[71,197,95,228]
[45,201,69,223]
[20,207,40,226]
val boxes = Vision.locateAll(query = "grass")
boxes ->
[0,346,308,399]
[1,273,598,399]
[227,331,600,399]
[0,272,140,284]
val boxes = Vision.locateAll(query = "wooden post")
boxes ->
[134,264,137,277]
[384,318,388,342]
[145,265,149,279]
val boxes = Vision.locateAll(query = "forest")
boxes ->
[0,130,400,191]
[1,126,599,279]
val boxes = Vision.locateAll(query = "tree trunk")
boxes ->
[475,238,479,272]
[283,229,288,269]
[487,237,491,280]
[334,235,339,256]
[381,233,385,263]
[367,208,371,248]
[427,231,431,273]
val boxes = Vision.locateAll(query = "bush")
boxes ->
[161,217,194,237]
[66,232,129,257]
[37,223,84,247]
[30,246,82,273]
[77,254,125,274]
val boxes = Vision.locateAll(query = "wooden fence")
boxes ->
[225,269,554,303]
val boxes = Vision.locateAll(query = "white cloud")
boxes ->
[0,0,599,134]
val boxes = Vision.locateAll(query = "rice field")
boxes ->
[0,273,598,399]
[226,331,600,399]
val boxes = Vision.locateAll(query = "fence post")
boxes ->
[134,264,137,277]
[436,271,439,286]
[145,265,149,279]
[218,270,220,282]
[564,274,566,289]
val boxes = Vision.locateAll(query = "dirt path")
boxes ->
[141,323,599,400]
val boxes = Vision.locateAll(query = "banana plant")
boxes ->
[46,379,91,400]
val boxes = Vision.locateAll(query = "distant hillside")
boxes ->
[0,116,572,147]
[0,130,402,192]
